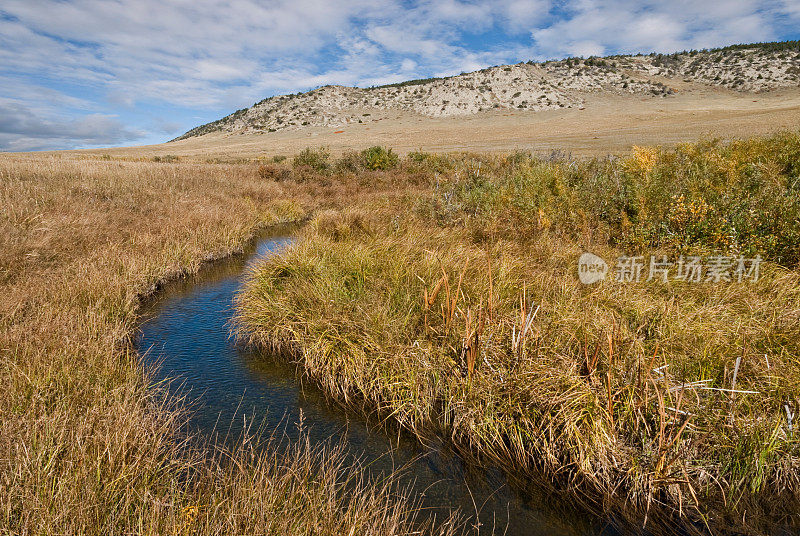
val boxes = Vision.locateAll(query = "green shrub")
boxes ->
[360,146,398,171]
[407,151,430,163]
[419,132,800,267]
[292,147,330,173]
[405,151,453,174]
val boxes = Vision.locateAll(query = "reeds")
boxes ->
[6,131,800,535]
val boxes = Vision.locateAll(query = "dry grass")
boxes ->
[5,132,800,535]
[237,135,800,534]
[0,154,452,535]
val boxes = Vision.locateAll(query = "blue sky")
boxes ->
[1,0,799,151]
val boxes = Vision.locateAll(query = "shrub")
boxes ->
[419,132,800,267]
[334,151,364,173]
[360,146,398,171]
[405,151,453,174]
[293,147,330,173]
[503,150,533,168]
[407,151,430,163]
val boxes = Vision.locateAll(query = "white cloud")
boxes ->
[400,58,417,71]
[531,0,785,58]
[0,101,144,151]
[194,60,256,82]
[781,0,800,19]
[500,0,552,33]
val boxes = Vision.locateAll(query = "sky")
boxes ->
[1,0,799,151]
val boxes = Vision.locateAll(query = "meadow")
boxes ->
[3,132,800,535]
[0,155,450,535]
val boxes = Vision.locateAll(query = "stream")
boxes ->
[136,227,614,535]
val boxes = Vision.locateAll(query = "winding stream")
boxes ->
[136,228,612,535]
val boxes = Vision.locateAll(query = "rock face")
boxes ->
[175,43,800,140]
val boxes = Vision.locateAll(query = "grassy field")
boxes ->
[0,155,453,535]
[236,134,800,534]
[4,133,800,535]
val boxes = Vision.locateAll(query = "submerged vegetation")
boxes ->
[237,132,800,534]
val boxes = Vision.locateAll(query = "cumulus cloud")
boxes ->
[531,0,788,58]
[0,0,796,150]
[0,102,144,151]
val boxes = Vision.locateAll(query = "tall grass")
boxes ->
[238,133,800,534]
[0,154,455,535]
[6,132,800,534]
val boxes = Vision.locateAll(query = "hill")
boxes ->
[174,41,800,141]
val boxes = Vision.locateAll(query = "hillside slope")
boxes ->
[175,41,800,140]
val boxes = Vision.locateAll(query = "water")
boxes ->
[136,228,611,535]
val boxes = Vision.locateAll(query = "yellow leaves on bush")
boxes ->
[667,195,735,250]
[537,207,551,230]
[625,145,659,174]
[706,150,742,183]
[668,194,712,230]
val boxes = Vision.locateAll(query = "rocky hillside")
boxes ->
[175,41,800,140]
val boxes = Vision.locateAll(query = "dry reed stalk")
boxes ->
[485,250,494,321]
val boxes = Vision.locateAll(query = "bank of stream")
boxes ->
[136,228,613,536]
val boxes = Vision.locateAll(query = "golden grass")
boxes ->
[237,135,800,534]
[5,132,800,535]
[0,154,453,535]
[239,209,800,533]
